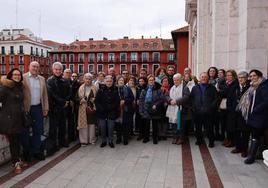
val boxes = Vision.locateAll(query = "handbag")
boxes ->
[219,98,227,110]
[85,89,96,115]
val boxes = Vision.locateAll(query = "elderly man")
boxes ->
[47,62,71,151]
[190,72,218,147]
[23,61,49,160]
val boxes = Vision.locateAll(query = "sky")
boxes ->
[0,0,187,44]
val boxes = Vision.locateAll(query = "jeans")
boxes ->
[99,118,115,143]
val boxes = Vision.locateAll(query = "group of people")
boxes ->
[0,61,267,175]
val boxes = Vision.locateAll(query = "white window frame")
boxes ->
[120,64,127,74]
[142,64,149,72]
[142,52,149,62]
[62,64,67,70]
[53,54,58,62]
[88,53,95,62]
[108,64,114,69]
[78,64,84,74]
[131,52,138,62]
[61,54,67,62]
[97,64,103,73]
[69,64,74,72]
[78,53,84,62]
[19,55,24,64]
[108,53,115,62]
[69,54,75,62]
[152,52,160,62]
[131,64,137,75]
[10,55,14,64]
[152,64,160,75]
[168,53,175,62]
[0,56,5,64]
[120,52,127,62]
[97,53,104,62]
[0,65,6,74]
[88,64,94,73]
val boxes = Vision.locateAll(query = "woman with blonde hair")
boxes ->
[77,73,97,146]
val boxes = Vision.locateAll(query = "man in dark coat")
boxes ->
[47,62,71,150]
[190,72,218,147]
[95,75,120,148]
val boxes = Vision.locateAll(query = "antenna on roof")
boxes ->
[15,0,18,28]
[159,19,162,38]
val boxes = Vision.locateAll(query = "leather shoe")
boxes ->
[100,142,107,148]
[109,142,115,148]
[34,153,45,161]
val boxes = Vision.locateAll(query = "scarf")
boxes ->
[238,77,264,121]
[145,85,153,103]
[166,84,183,123]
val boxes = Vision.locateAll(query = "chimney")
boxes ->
[103,37,108,40]
[123,36,128,39]
[156,36,158,39]
[89,38,94,40]
[141,35,144,39]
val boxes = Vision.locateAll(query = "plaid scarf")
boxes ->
[238,77,264,121]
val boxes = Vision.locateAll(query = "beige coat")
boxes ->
[23,72,49,113]
[77,84,97,129]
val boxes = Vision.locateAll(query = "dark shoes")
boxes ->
[231,148,242,154]
[34,153,45,161]
[208,142,214,148]
[109,142,115,148]
[137,136,143,141]
[244,139,259,165]
[116,139,121,144]
[60,143,69,148]
[143,138,149,143]
[123,140,128,145]
[100,142,107,148]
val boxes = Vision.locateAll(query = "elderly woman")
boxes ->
[230,71,250,157]
[77,73,97,146]
[166,73,190,145]
[238,70,268,164]
[139,75,165,144]
[0,68,26,174]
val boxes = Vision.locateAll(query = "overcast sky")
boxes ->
[1,0,187,43]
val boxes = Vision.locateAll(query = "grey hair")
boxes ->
[105,75,113,81]
[83,73,93,80]
[64,68,72,73]
[30,61,39,67]
[52,62,63,70]
[238,71,249,78]
[173,73,183,80]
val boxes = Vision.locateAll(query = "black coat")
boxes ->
[247,79,268,129]
[47,75,71,113]
[139,82,165,119]
[95,85,120,120]
[0,78,25,134]
[190,84,218,115]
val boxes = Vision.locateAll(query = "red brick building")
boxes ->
[49,37,176,76]
[0,29,52,78]
[171,26,189,74]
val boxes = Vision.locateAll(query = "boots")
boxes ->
[244,139,259,164]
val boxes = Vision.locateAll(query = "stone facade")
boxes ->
[185,0,268,77]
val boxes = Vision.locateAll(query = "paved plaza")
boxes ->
[0,137,268,188]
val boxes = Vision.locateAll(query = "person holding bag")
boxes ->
[77,73,97,146]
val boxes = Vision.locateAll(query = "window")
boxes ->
[142,64,149,72]
[36,48,39,56]
[97,64,103,73]
[152,64,160,75]
[0,65,6,74]
[19,46,23,54]
[1,47,5,54]
[108,53,115,62]
[78,64,84,74]
[10,46,14,54]
[133,43,139,48]
[88,64,94,73]
[131,53,137,61]
[19,56,24,64]
[168,53,175,62]
[78,53,84,62]
[69,54,74,62]
[142,52,149,62]
[1,56,5,64]
[120,64,127,73]
[19,65,24,73]
[41,49,44,57]
[108,64,114,69]
[131,64,137,75]
[10,64,15,71]
[62,64,67,70]
[31,47,33,55]
[88,53,95,63]
[143,43,149,48]
[61,54,67,62]
[69,64,74,72]
[120,53,127,62]
[53,54,58,62]
[97,53,104,62]
[153,42,158,49]
[152,52,160,62]
[10,56,14,64]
